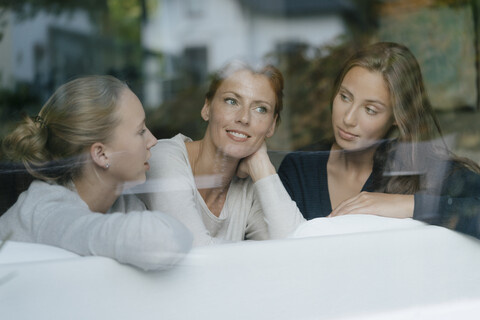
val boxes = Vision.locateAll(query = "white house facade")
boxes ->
[142,0,355,106]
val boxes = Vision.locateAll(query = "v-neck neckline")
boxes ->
[323,151,374,212]
[180,134,231,220]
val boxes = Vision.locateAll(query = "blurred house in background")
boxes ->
[142,0,357,107]
[0,9,94,102]
[0,6,145,107]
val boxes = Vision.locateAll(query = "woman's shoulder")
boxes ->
[1,180,85,224]
[442,159,480,190]
[283,139,332,162]
[152,133,191,154]
[149,133,193,168]
[21,180,79,201]
[280,149,330,170]
[161,133,193,145]
[142,133,195,191]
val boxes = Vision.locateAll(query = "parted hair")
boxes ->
[330,42,479,194]
[2,75,128,185]
[205,61,284,126]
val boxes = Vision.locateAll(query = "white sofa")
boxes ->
[1,216,480,320]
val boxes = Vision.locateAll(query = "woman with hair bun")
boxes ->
[0,75,192,270]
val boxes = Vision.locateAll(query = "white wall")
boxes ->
[247,14,345,64]
[143,0,346,73]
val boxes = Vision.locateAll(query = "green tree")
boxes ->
[0,0,152,43]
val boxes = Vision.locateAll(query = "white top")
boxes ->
[0,180,193,270]
[138,134,305,246]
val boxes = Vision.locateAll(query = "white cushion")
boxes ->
[0,241,79,264]
[291,214,428,238]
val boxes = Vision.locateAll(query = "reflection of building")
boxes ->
[0,9,144,102]
[0,9,94,100]
[142,0,356,106]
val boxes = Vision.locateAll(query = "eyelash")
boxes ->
[225,98,237,105]
[139,128,147,135]
[340,93,350,102]
[255,106,267,114]
[340,93,378,115]
[224,97,269,114]
[365,107,377,115]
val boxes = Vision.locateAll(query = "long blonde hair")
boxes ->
[2,75,128,185]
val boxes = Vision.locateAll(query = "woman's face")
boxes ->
[332,66,395,151]
[106,88,157,185]
[201,69,277,159]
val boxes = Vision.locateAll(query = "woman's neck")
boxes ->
[327,142,378,209]
[73,170,120,214]
[186,139,239,216]
[329,142,377,173]
[187,139,239,186]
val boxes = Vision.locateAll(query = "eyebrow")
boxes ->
[339,86,388,109]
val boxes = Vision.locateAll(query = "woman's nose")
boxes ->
[343,105,358,127]
[236,106,250,125]
[146,129,157,149]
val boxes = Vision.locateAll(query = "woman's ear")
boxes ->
[201,99,210,121]
[265,114,277,138]
[90,142,109,169]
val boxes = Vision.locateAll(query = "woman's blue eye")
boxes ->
[225,98,237,105]
[255,106,267,114]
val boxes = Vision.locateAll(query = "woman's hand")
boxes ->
[236,142,276,182]
[328,192,414,219]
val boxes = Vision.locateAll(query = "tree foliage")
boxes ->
[0,0,146,43]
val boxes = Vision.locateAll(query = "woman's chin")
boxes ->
[336,140,380,153]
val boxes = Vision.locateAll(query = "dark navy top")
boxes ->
[278,150,480,239]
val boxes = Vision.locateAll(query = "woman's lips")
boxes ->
[226,130,249,142]
[337,127,358,141]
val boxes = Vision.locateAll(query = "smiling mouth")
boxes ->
[227,130,250,139]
